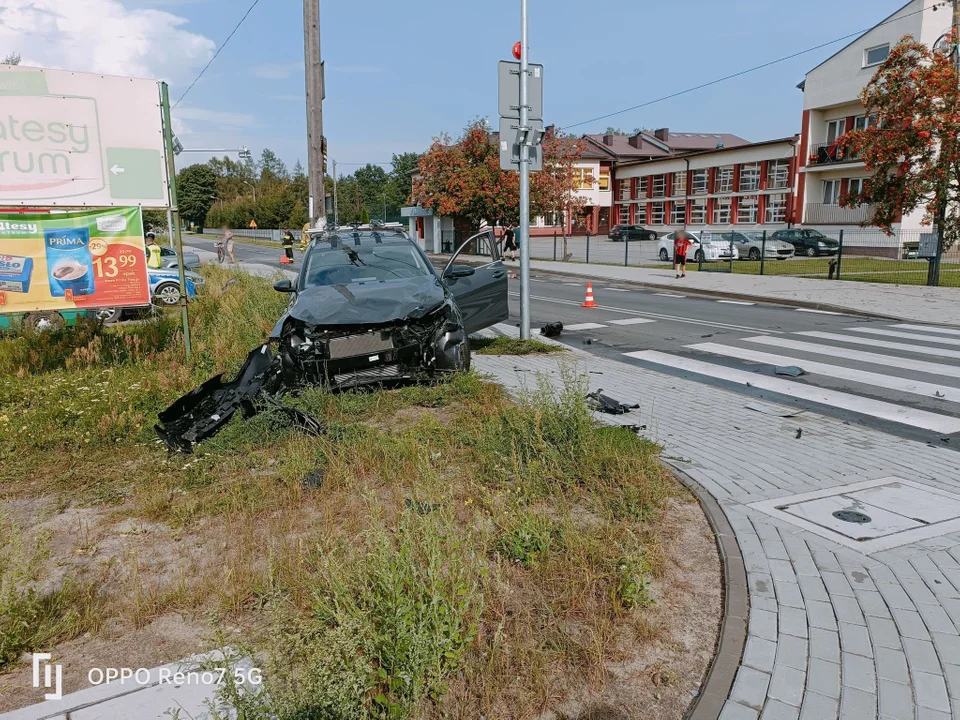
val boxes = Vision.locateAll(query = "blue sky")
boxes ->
[2,0,918,171]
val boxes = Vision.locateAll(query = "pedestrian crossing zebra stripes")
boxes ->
[622,324,960,434]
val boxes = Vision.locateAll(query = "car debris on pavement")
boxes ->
[540,321,563,338]
[586,389,641,415]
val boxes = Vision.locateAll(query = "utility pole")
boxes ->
[518,0,531,339]
[303,0,326,227]
[932,0,960,285]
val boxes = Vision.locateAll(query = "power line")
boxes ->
[174,0,262,109]
[561,1,949,131]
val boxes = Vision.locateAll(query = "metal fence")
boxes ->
[516,229,959,287]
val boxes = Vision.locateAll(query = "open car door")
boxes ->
[441,230,509,334]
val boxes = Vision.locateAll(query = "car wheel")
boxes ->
[24,312,65,331]
[646,231,658,241]
[804,247,815,257]
[153,282,182,306]
[659,248,669,262]
[748,248,761,261]
[695,250,705,263]
[95,307,121,324]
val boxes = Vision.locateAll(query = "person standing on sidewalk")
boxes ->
[145,232,163,269]
[502,225,518,262]
[222,226,237,264]
[674,231,693,278]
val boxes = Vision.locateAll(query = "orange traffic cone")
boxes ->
[581,282,598,308]
[280,254,291,265]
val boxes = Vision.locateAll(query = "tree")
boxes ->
[177,164,218,228]
[259,149,289,182]
[839,34,960,252]
[3,52,20,65]
[386,152,421,214]
[411,120,584,231]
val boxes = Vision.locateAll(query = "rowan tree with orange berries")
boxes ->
[839,33,960,253]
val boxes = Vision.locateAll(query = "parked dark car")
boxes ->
[270,227,508,389]
[608,225,658,242]
[770,228,840,257]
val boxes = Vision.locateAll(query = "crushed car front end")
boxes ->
[277,299,470,390]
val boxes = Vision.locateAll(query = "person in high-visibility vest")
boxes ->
[145,232,163,269]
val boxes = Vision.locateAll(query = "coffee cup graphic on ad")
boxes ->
[45,228,95,297]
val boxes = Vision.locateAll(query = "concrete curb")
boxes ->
[666,463,747,720]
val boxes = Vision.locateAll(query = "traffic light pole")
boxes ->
[518,0,531,340]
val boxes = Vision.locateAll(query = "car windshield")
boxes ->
[801,230,826,239]
[302,243,432,288]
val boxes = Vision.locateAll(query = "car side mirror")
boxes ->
[273,279,294,293]
[445,265,475,279]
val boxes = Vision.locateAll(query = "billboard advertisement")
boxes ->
[0,66,169,207]
[0,207,150,314]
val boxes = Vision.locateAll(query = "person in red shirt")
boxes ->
[674,231,694,278]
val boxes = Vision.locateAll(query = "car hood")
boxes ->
[285,275,448,327]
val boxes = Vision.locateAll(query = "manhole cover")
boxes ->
[832,510,872,524]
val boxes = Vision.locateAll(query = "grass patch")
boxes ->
[472,336,566,355]
[0,265,690,718]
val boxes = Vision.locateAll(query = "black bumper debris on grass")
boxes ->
[587,389,640,416]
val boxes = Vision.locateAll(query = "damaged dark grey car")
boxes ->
[270,226,509,389]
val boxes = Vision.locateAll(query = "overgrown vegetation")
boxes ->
[0,267,690,718]
[472,336,566,355]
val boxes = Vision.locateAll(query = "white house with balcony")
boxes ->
[797,0,945,251]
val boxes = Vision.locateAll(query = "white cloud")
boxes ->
[173,107,256,128]
[251,62,303,80]
[0,0,214,81]
[331,65,382,74]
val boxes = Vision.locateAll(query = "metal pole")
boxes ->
[760,230,766,276]
[586,231,591,263]
[160,82,192,360]
[624,233,629,267]
[553,230,557,261]
[836,229,844,280]
[303,0,326,226]
[518,0,531,339]
[332,159,338,227]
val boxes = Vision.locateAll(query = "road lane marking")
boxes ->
[655,292,686,298]
[512,292,783,334]
[795,308,843,315]
[603,287,631,292]
[564,322,608,331]
[689,342,960,403]
[742,336,960,379]
[608,318,657,326]
[848,327,960,347]
[623,350,960,434]
[796,331,960,360]
[894,324,960,337]
[717,300,755,306]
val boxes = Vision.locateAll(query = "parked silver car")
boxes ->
[719,231,795,261]
[157,245,202,271]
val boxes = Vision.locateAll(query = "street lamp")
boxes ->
[243,180,257,203]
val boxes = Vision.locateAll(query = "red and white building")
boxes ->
[797,0,943,237]
[612,137,800,234]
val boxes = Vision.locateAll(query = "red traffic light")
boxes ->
[512,42,522,60]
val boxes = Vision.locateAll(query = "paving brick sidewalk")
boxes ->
[474,327,960,720]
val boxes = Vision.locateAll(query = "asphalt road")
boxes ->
[185,235,960,446]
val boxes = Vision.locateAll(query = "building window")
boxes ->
[690,199,707,225]
[576,169,595,190]
[691,169,708,194]
[618,204,630,224]
[739,163,760,192]
[738,196,759,224]
[635,177,648,200]
[650,202,665,225]
[847,177,867,199]
[854,114,879,131]
[672,171,687,196]
[635,204,646,224]
[671,201,687,225]
[864,44,890,67]
[768,160,790,190]
[826,119,846,144]
[619,180,631,201]
[715,166,734,193]
[598,169,610,191]
[652,175,666,198]
[765,194,787,223]
[713,199,731,224]
[822,180,841,205]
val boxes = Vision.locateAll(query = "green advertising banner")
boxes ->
[0,207,150,315]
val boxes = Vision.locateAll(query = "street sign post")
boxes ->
[499,118,543,172]
[0,66,169,207]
